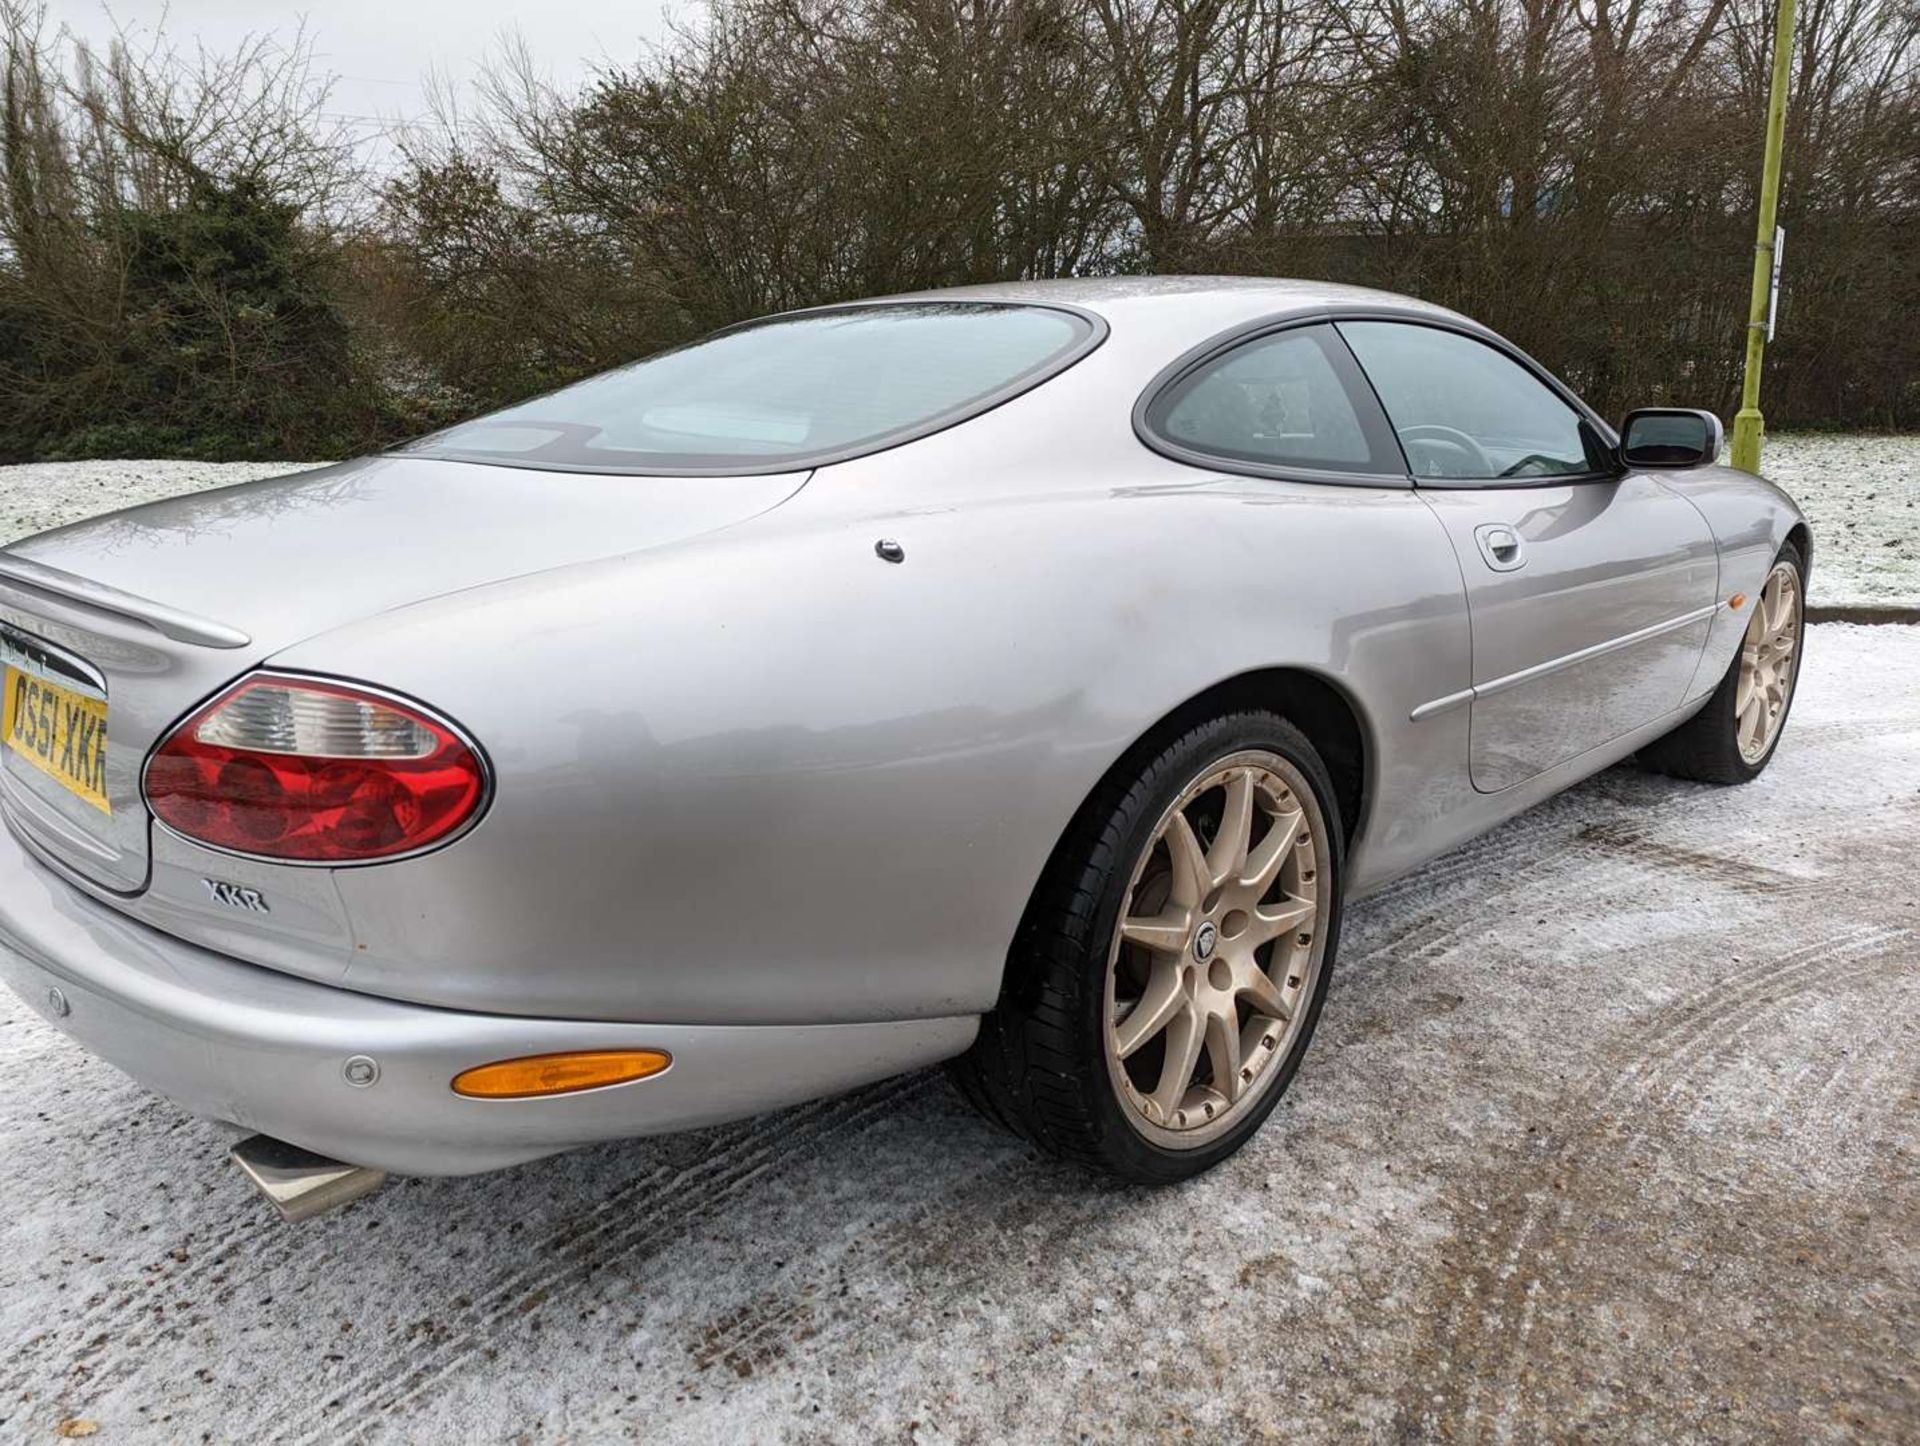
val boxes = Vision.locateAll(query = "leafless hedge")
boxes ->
[4,0,1917,460]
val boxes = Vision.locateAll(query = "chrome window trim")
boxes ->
[1133,305,1628,491]
[1132,312,1413,489]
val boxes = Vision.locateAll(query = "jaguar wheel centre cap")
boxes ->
[1193,921,1219,961]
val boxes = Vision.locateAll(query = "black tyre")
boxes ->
[1639,541,1806,785]
[951,711,1343,1184]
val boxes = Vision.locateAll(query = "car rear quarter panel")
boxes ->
[264,385,1476,1027]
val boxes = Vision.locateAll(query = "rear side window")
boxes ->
[401,303,1099,474]
[1337,321,1609,482]
[1142,324,1400,476]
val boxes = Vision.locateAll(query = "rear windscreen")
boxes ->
[400,302,1099,474]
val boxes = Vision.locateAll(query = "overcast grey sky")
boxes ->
[42,1,678,168]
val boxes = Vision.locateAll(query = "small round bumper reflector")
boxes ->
[451,1049,672,1099]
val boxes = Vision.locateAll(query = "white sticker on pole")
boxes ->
[1767,226,1786,341]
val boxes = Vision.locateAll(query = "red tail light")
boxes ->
[145,675,488,863]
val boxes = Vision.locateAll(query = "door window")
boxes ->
[1144,324,1400,476]
[1338,322,1609,482]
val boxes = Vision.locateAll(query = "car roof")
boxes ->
[890,274,1466,322]
[876,275,1479,364]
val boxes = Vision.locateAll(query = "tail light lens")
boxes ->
[145,675,488,863]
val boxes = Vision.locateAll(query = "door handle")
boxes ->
[1475,523,1526,572]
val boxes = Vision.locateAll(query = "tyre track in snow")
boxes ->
[282,1074,938,1444]
[9,1120,752,1415]
[675,1152,1053,1394]
[1396,921,1915,1441]
[1345,766,1834,979]
[12,1096,849,1410]
[1471,928,1913,1438]
[1342,806,1811,1007]
[0,1102,308,1407]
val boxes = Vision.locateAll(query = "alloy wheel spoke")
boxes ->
[1120,906,1194,956]
[1148,1005,1203,1119]
[1114,958,1187,1059]
[1250,895,1316,946]
[1242,807,1305,895]
[1204,1008,1243,1106]
[1164,812,1210,910]
[1206,770,1255,892]
[1237,962,1292,1023]
[1765,580,1790,634]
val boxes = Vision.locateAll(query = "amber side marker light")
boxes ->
[452,1049,672,1100]
[1729,592,1747,610]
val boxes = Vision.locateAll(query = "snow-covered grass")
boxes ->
[1,434,1913,604]
[1757,433,1919,607]
[0,459,329,544]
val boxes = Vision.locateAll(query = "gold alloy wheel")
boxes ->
[1736,561,1801,764]
[1103,750,1328,1148]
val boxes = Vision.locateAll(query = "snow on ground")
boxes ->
[0,434,1913,604]
[1761,434,1920,607]
[1,623,1916,1442]
[0,459,328,546]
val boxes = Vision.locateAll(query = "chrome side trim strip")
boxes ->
[1411,601,1724,722]
[0,553,251,649]
[1409,687,1475,723]
[1473,602,1724,701]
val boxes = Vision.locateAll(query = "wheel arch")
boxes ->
[1786,519,1812,580]
[990,663,1372,1008]
[1120,667,1372,850]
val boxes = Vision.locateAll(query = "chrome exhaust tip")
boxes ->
[230,1134,387,1222]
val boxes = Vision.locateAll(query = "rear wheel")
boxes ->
[951,711,1342,1184]
[1640,542,1805,785]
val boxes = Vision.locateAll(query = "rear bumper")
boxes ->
[0,819,976,1176]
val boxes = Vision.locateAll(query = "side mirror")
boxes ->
[1619,408,1724,469]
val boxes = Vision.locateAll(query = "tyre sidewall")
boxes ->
[1072,713,1345,1184]
[1720,540,1809,779]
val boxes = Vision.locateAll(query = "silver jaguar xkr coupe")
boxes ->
[0,278,1808,1218]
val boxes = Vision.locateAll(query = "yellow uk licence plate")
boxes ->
[2,664,111,814]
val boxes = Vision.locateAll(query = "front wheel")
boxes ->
[1640,541,1806,785]
[951,711,1343,1184]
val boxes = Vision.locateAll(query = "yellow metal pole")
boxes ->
[1730,0,1798,474]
